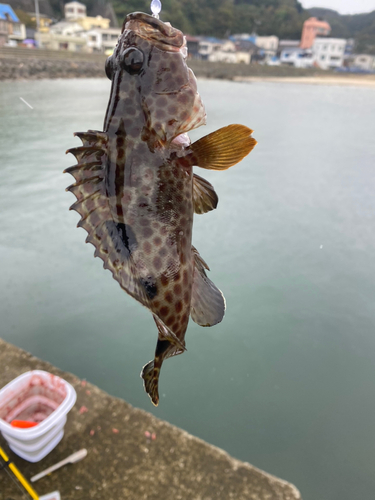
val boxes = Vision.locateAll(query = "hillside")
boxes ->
[110,0,309,38]
[309,7,375,53]
[6,0,308,37]
[5,0,375,53]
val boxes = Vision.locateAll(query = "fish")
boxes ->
[65,12,257,406]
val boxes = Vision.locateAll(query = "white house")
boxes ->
[353,54,375,72]
[236,51,251,64]
[36,31,88,51]
[86,27,121,53]
[64,1,87,20]
[255,35,279,59]
[0,4,26,45]
[37,20,87,51]
[198,38,251,64]
[278,40,300,56]
[198,38,221,59]
[49,21,84,36]
[198,39,235,63]
[280,48,314,68]
[312,37,346,69]
[209,40,237,63]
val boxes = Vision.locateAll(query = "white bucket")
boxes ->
[0,370,76,462]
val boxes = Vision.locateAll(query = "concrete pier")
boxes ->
[0,339,302,499]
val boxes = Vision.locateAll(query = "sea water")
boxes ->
[1,78,375,500]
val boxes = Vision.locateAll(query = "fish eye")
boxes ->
[105,56,113,80]
[121,47,144,75]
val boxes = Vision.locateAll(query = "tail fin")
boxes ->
[141,360,160,406]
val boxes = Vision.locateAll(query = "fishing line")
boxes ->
[19,97,34,109]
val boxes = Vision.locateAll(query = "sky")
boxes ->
[300,0,375,14]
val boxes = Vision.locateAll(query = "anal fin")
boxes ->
[193,174,218,214]
[190,247,226,327]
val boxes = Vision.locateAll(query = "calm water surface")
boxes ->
[1,78,375,500]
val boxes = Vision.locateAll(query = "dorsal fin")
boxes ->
[65,131,151,307]
[74,130,108,147]
[190,246,226,327]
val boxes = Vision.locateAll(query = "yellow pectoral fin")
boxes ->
[189,124,257,170]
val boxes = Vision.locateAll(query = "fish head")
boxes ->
[104,12,206,144]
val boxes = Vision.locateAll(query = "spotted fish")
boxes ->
[65,12,257,406]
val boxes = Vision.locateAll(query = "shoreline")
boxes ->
[233,75,375,87]
[1,48,374,87]
[1,73,374,88]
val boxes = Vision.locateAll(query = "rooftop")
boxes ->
[65,1,86,7]
[0,3,19,22]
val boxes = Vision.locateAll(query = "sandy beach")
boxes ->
[234,75,375,87]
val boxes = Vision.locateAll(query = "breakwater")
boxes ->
[0,47,106,80]
[0,46,328,81]
[0,339,302,499]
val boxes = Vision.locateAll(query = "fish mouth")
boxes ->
[122,12,185,53]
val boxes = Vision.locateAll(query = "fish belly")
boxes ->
[108,146,194,340]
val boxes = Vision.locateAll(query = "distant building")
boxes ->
[353,54,375,72]
[345,39,355,55]
[36,30,88,51]
[0,3,26,45]
[185,35,200,59]
[64,1,110,31]
[280,48,313,68]
[86,27,120,53]
[64,1,86,20]
[231,33,257,44]
[312,37,346,69]
[0,12,7,46]
[49,20,84,36]
[209,40,237,63]
[255,36,279,58]
[233,39,259,62]
[300,17,331,49]
[28,13,54,33]
[278,40,300,56]
[75,15,110,31]
[197,38,250,64]
[236,51,251,64]
[36,20,87,51]
[198,38,222,60]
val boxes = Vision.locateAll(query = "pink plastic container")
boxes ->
[0,370,76,462]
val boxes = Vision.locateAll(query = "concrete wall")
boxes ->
[0,339,302,499]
